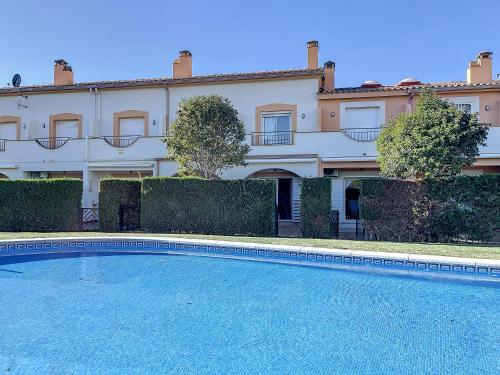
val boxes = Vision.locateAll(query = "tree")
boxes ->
[165,95,250,179]
[377,88,488,179]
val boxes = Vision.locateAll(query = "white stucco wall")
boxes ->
[168,78,319,133]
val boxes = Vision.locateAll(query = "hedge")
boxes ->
[300,177,333,238]
[357,175,500,242]
[141,177,276,236]
[0,178,82,231]
[99,178,142,231]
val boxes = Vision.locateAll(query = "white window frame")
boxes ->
[261,111,292,144]
[447,96,480,117]
[340,101,386,130]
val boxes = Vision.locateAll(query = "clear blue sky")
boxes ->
[1,0,499,87]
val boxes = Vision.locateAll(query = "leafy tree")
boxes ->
[377,88,488,179]
[165,95,250,179]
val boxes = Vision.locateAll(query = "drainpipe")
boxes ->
[164,84,169,136]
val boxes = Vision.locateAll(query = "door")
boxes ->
[277,178,292,220]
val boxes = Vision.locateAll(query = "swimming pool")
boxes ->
[0,239,499,374]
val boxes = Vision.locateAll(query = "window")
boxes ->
[447,97,479,115]
[49,113,82,139]
[340,101,385,130]
[56,120,80,138]
[262,112,292,144]
[0,122,18,140]
[454,103,472,113]
[120,118,146,137]
[345,107,379,129]
[113,110,149,138]
[0,115,21,140]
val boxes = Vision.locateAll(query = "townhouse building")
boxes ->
[0,42,498,236]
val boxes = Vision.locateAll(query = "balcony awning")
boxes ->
[87,162,154,171]
[0,163,18,169]
[246,154,318,164]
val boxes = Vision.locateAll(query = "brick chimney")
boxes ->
[172,50,192,79]
[307,41,319,69]
[467,51,493,84]
[323,61,335,92]
[54,59,74,85]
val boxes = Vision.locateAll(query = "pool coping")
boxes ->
[0,236,499,280]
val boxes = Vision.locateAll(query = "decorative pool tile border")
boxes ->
[0,237,499,281]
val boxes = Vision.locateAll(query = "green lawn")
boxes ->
[0,232,499,260]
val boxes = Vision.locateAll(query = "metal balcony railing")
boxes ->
[341,128,382,142]
[103,135,140,148]
[35,137,70,149]
[0,139,5,152]
[251,131,294,146]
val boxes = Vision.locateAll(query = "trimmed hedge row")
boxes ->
[357,175,500,242]
[0,178,82,231]
[300,177,333,238]
[141,177,276,236]
[99,178,142,231]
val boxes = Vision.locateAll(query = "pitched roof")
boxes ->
[322,80,500,94]
[0,68,323,95]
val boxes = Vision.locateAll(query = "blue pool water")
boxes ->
[0,252,498,375]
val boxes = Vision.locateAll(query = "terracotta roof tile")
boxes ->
[322,80,500,94]
[0,68,323,95]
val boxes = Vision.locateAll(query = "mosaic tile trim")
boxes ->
[0,238,498,279]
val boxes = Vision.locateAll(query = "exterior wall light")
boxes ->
[153,120,157,125]
[484,105,490,111]
[301,113,306,119]
[330,112,335,117]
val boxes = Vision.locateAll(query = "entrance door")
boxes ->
[277,178,292,220]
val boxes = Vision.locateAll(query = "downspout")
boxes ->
[164,84,169,136]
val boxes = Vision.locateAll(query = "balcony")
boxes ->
[103,135,141,148]
[251,131,294,146]
[35,137,71,149]
[340,128,382,142]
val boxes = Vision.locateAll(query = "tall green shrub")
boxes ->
[357,175,500,242]
[300,178,333,238]
[0,178,82,231]
[99,178,142,231]
[425,175,500,241]
[141,177,276,236]
[357,178,432,241]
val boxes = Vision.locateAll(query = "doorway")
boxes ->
[277,178,292,220]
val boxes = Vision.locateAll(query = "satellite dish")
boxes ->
[12,74,21,87]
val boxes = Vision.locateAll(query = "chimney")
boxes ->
[172,50,192,79]
[323,61,335,92]
[307,40,319,69]
[467,51,493,84]
[54,59,74,85]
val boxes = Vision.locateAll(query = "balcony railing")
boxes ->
[251,131,294,146]
[341,128,382,142]
[103,135,140,148]
[0,139,5,152]
[35,137,70,149]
